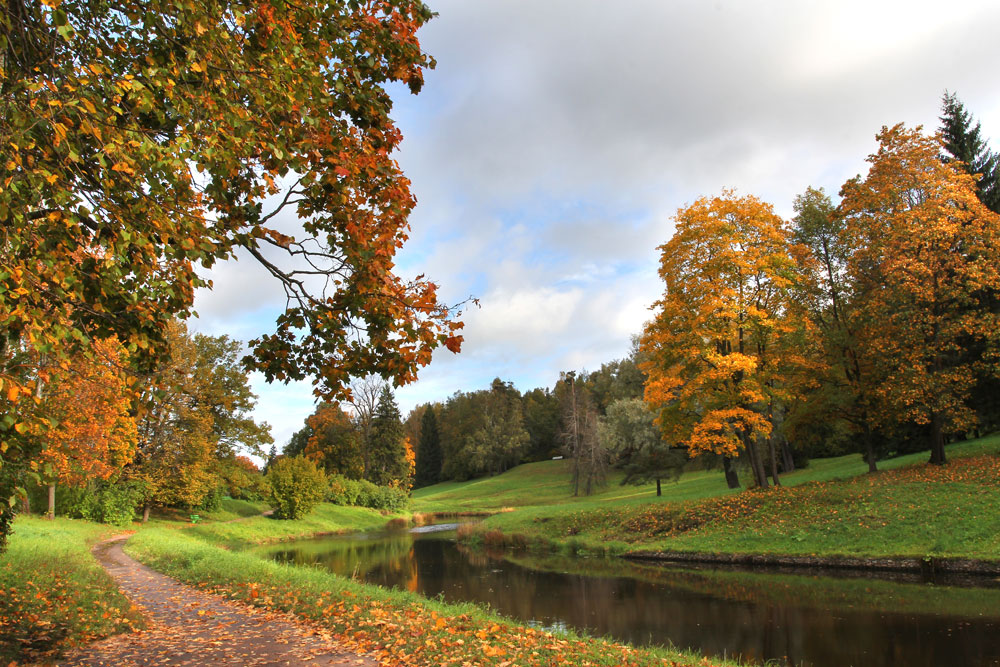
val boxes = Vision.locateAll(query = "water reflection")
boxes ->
[257,527,1000,667]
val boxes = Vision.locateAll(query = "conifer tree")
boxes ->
[366,387,409,487]
[940,92,1000,213]
[414,407,443,488]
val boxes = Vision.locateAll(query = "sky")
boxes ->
[189,0,1000,451]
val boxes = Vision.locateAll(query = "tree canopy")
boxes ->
[0,0,464,545]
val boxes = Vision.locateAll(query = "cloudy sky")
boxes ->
[190,0,1000,450]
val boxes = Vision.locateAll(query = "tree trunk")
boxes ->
[780,439,795,473]
[21,493,30,515]
[863,426,878,473]
[929,412,947,465]
[656,478,662,497]
[767,434,782,487]
[722,456,740,489]
[745,437,769,488]
[47,484,55,520]
[142,504,151,523]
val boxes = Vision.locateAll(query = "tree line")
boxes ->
[641,95,1000,490]
[391,93,1000,496]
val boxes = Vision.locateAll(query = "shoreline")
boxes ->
[623,549,1000,577]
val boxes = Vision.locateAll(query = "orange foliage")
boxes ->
[839,124,1000,461]
[641,192,805,460]
[40,338,138,486]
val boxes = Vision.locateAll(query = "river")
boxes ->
[255,523,1000,666]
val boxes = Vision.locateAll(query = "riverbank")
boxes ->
[421,436,1000,566]
[2,502,737,666]
[126,525,736,667]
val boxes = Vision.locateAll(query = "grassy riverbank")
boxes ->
[126,525,734,667]
[0,517,145,663]
[418,436,1000,561]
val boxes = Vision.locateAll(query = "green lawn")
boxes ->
[416,435,1000,559]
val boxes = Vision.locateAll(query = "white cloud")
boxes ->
[192,0,1000,426]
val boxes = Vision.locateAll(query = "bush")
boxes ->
[197,485,225,512]
[73,482,141,526]
[328,474,408,511]
[264,456,327,519]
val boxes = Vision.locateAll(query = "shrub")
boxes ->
[327,474,408,511]
[72,482,141,526]
[264,456,327,519]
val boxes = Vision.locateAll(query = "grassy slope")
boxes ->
[414,435,1000,559]
[184,503,396,549]
[0,517,145,663]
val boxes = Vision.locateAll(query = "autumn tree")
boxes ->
[641,192,803,488]
[1,0,463,549]
[303,403,364,479]
[38,338,138,518]
[838,124,1000,465]
[129,323,217,519]
[366,387,409,487]
[414,406,442,488]
[939,92,1000,213]
[600,398,685,497]
[193,334,272,459]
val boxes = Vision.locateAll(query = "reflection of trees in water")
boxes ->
[264,534,1000,667]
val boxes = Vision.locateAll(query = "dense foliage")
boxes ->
[264,456,328,520]
[0,0,461,549]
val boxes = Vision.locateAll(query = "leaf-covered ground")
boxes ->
[0,518,145,663]
[61,536,376,666]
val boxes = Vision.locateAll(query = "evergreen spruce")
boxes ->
[940,92,1000,213]
[366,387,408,486]
[414,407,443,488]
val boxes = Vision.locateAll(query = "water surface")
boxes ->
[257,525,1000,667]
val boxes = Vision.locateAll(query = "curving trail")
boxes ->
[59,536,379,666]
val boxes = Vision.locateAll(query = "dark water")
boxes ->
[257,525,1000,667]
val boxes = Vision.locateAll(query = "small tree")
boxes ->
[265,456,328,520]
[560,372,607,496]
[600,398,686,496]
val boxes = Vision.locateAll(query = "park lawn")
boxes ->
[0,516,146,663]
[428,435,1000,559]
[125,524,735,667]
[183,502,399,549]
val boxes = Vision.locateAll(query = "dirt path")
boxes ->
[58,536,380,666]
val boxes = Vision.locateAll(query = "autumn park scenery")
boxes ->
[4,2,1000,666]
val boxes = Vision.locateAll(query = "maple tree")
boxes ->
[838,124,1000,465]
[37,338,138,519]
[641,192,804,488]
[1,0,463,545]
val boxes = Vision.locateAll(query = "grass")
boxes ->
[0,516,145,663]
[183,502,400,549]
[418,435,1000,560]
[125,525,737,667]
